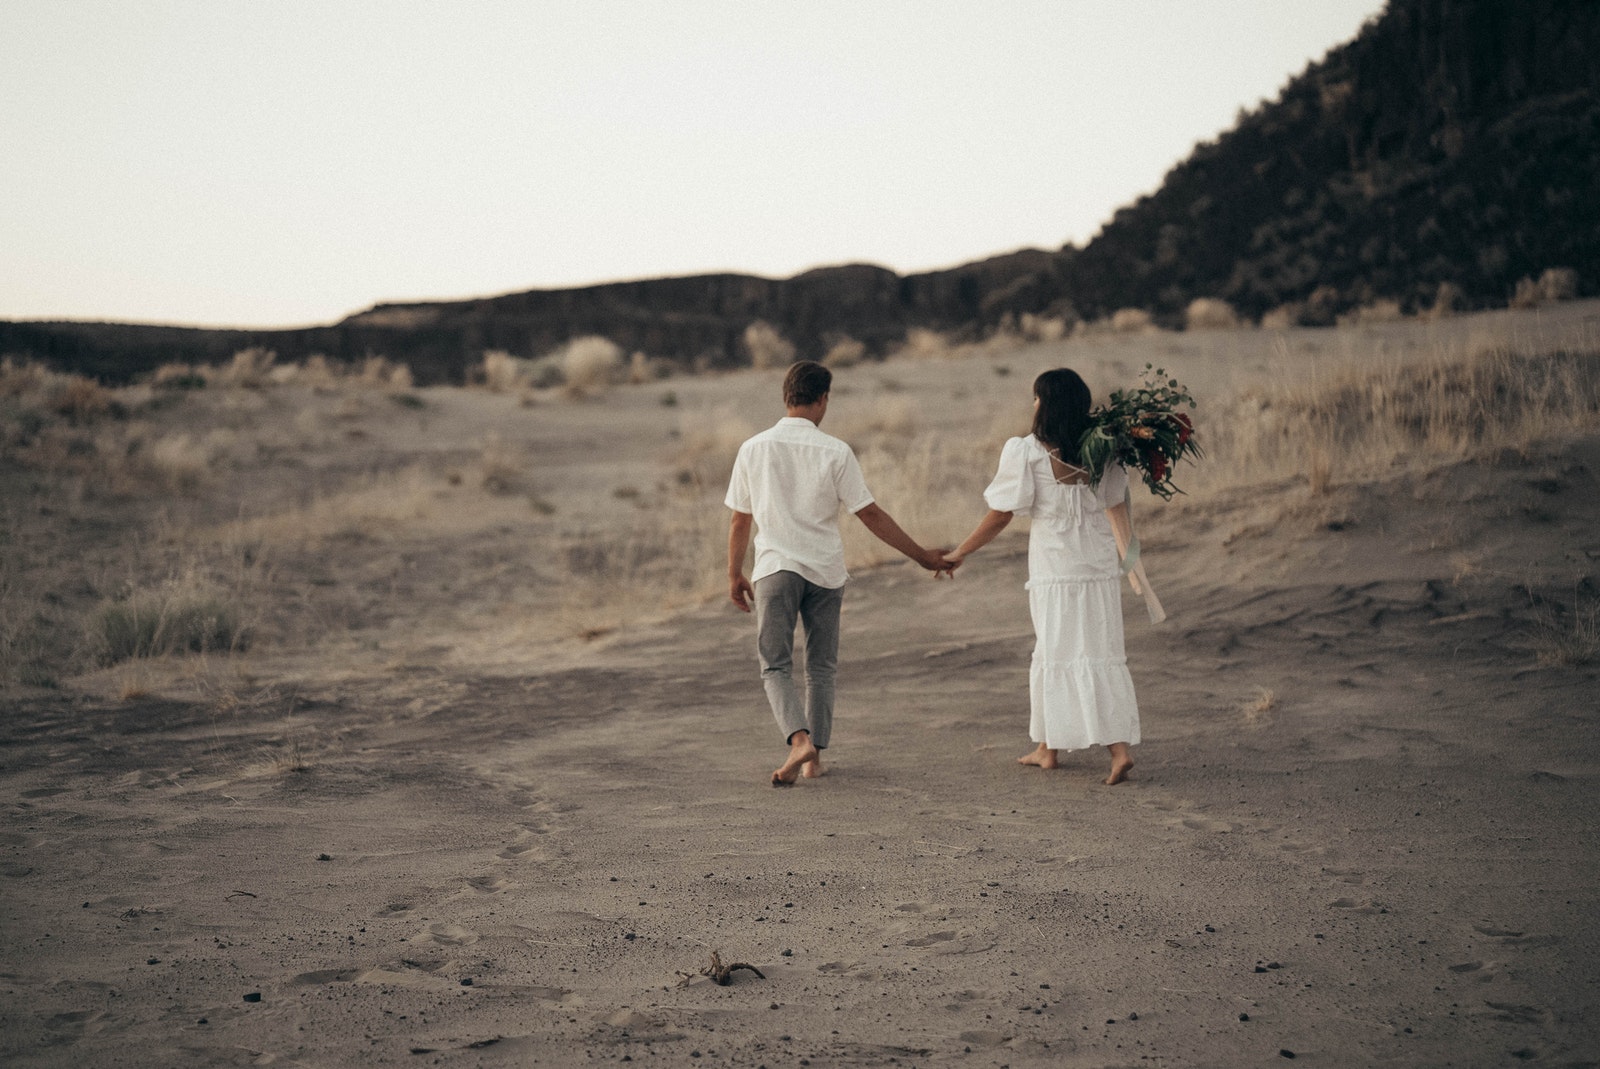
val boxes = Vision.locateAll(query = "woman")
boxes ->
[944,368,1140,785]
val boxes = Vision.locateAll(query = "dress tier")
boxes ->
[983,436,1140,751]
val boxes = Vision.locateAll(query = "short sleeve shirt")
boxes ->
[725,417,875,589]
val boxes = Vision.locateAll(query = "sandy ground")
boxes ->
[3,306,1599,1066]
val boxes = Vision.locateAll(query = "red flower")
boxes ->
[1149,452,1169,483]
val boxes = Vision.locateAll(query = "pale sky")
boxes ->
[2,0,1386,328]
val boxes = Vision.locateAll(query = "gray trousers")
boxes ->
[754,570,843,749]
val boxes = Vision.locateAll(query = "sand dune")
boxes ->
[3,304,1599,1065]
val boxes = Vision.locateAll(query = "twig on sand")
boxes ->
[676,950,766,987]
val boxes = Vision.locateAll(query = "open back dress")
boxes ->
[982,435,1140,751]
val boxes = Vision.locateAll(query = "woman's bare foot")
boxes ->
[1017,743,1058,769]
[772,732,818,787]
[802,756,827,778]
[1104,743,1133,786]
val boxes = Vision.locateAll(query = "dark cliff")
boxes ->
[5,0,1595,382]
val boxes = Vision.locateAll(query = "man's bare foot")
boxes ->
[802,756,826,778]
[772,734,818,787]
[1104,744,1133,785]
[1017,744,1058,770]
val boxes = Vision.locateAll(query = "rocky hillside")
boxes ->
[4,0,1595,382]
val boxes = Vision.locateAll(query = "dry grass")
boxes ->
[1185,298,1242,331]
[743,321,795,370]
[1531,593,1600,667]
[1241,686,1277,721]
[1194,346,1600,496]
[90,569,250,665]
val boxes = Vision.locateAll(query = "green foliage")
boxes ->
[1079,366,1203,500]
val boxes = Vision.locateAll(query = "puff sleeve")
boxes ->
[982,436,1036,516]
[1094,461,1129,509]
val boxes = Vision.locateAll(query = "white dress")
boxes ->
[983,435,1140,751]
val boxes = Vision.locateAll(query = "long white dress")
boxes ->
[983,435,1140,751]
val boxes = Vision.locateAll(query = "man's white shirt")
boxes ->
[725,417,875,589]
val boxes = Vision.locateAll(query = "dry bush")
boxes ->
[1425,282,1466,320]
[478,434,523,494]
[628,351,668,384]
[1340,299,1404,326]
[1531,594,1599,667]
[213,348,277,388]
[1538,267,1579,303]
[743,321,796,370]
[357,356,413,390]
[1110,308,1156,334]
[151,362,208,390]
[142,432,215,492]
[823,336,867,368]
[50,376,116,422]
[1241,687,1277,721]
[1019,313,1068,342]
[561,336,624,396]
[1259,303,1303,330]
[0,358,50,398]
[674,405,756,491]
[481,350,530,392]
[1185,298,1241,331]
[90,570,249,664]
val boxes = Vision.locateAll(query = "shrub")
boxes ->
[823,336,866,368]
[1184,298,1241,331]
[1259,303,1303,330]
[481,350,528,392]
[215,348,276,388]
[1425,281,1466,319]
[49,376,116,422]
[742,321,795,370]
[1110,308,1156,333]
[91,574,247,664]
[561,336,623,396]
[1538,267,1578,303]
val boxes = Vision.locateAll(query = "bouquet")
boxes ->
[1078,365,1201,500]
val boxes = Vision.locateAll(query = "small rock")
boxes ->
[243,992,262,1003]
[1129,1012,1139,1021]
[781,949,792,957]
[197,1018,208,1025]
[1240,1013,1250,1021]
[1255,966,1268,973]
[460,978,473,986]
[316,853,332,862]
[624,933,636,941]
[146,958,160,965]
[1279,1049,1296,1059]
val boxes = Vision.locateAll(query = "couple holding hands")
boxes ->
[726,360,1145,789]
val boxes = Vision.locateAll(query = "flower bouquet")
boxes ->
[1078,365,1201,500]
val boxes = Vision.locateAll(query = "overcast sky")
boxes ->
[2,0,1386,328]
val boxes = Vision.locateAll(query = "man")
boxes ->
[726,360,954,786]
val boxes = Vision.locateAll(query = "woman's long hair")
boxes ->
[1031,368,1093,464]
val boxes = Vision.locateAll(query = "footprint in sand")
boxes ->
[1321,866,1367,885]
[904,931,958,947]
[464,875,512,894]
[1328,897,1387,914]
[421,922,479,947]
[497,838,551,862]
[375,902,414,919]
[1176,816,1238,834]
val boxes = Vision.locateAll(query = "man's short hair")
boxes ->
[783,361,832,407]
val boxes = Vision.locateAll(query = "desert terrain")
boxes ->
[3,302,1599,1067]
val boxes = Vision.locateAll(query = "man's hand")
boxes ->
[730,572,755,612]
[919,546,959,578]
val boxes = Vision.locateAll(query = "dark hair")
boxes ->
[1031,368,1093,463]
[783,360,832,407]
